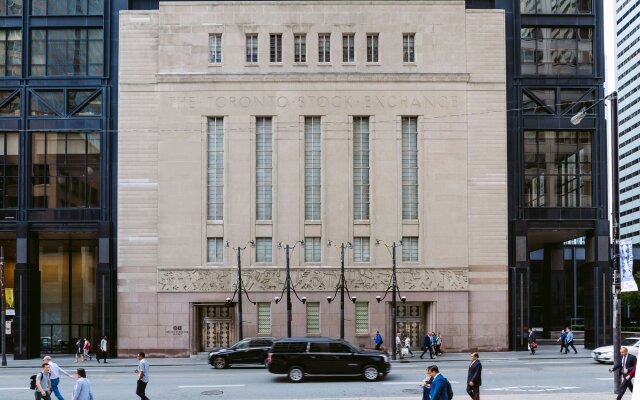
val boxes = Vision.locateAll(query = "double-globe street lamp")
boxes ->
[225,241,257,341]
[571,91,620,394]
[375,240,406,360]
[326,241,357,340]
[274,241,306,338]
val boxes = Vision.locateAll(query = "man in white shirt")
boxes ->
[43,356,72,400]
[98,336,108,363]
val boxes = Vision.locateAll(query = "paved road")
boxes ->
[0,355,620,399]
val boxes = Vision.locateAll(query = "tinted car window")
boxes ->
[309,342,331,352]
[330,343,352,353]
[233,340,250,349]
[250,340,271,347]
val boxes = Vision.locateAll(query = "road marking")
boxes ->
[523,361,574,365]
[381,381,459,385]
[0,388,28,391]
[597,378,612,380]
[487,385,580,392]
[178,384,245,388]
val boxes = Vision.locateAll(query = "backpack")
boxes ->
[445,377,454,399]
[29,373,42,390]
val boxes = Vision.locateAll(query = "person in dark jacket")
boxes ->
[528,328,537,355]
[610,347,637,400]
[421,333,434,359]
[467,352,482,400]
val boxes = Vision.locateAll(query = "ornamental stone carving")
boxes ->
[157,267,468,292]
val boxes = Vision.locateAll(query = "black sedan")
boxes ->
[208,337,276,369]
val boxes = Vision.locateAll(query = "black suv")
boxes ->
[208,337,275,369]
[267,337,391,382]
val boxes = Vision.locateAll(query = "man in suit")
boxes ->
[427,365,449,400]
[610,347,637,399]
[421,333,434,359]
[467,352,482,400]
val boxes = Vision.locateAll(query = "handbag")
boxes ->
[530,342,538,349]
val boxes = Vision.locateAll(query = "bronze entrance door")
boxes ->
[396,304,423,350]
[199,305,233,352]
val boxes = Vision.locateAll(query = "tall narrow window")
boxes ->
[343,34,355,63]
[294,34,306,62]
[305,116,321,220]
[270,34,282,63]
[209,34,222,64]
[318,34,331,63]
[355,302,369,334]
[402,117,418,220]
[306,302,320,334]
[256,238,272,263]
[353,117,370,220]
[353,237,370,263]
[304,237,321,263]
[0,132,18,208]
[207,117,224,220]
[403,34,415,63]
[257,302,271,334]
[256,117,272,220]
[402,237,419,262]
[0,29,21,77]
[367,34,379,63]
[246,34,258,63]
[207,238,223,263]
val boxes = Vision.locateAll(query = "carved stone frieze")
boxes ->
[157,267,468,293]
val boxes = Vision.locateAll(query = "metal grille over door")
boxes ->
[396,304,423,350]
[200,305,233,351]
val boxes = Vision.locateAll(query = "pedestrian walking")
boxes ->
[374,331,383,351]
[75,339,83,363]
[565,327,578,354]
[421,368,433,400]
[404,335,414,357]
[557,329,567,353]
[420,333,434,359]
[35,362,52,400]
[135,351,151,400]
[467,352,482,400]
[435,333,443,356]
[610,346,637,400]
[82,338,91,361]
[528,328,537,355]
[396,334,403,359]
[98,336,108,363]
[427,365,450,400]
[43,356,72,400]
[72,368,94,400]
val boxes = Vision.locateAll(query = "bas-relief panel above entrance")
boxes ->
[157,268,469,293]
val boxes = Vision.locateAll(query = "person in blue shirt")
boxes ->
[557,329,567,353]
[565,327,578,354]
[374,331,383,350]
[427,365,449,400]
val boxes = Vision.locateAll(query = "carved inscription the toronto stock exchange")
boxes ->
[157,268,468,293]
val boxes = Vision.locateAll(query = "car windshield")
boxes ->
[232,339,251,349]
[622,339,639,346]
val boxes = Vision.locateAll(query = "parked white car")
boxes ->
[591,337,640,363]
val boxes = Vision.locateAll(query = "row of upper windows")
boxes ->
[0,0,104,16]
[209,32,416,65]
[207,237,419,264]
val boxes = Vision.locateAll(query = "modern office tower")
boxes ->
[467,0,609,349]
[617,0,640,243]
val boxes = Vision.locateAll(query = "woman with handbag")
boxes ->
[528,328,537,355]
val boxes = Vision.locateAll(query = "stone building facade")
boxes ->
[117,1,507,356]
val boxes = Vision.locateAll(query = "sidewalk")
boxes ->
[0,344,592,369]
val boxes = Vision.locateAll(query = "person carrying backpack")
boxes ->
[33,362,52,400]
[426,364,453,400]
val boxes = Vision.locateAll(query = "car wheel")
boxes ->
[287,366,304,383]
[362,365,380,382]
[212,357,227,369]
[263,358,269,368]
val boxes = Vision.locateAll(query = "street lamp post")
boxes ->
[571,92,620,393]
[275,241,306,338]
[326,241,356,339]
[375,240,406,360]
[225,241,256,341]
[1,246,6,366]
